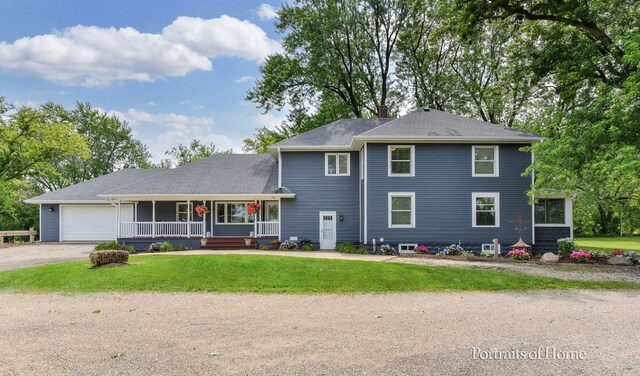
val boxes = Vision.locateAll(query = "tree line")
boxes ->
[243,0,640,236]
[0,98,229,231]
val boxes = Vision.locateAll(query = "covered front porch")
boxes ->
[114,198,282,240]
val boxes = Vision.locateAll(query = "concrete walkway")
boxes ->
[141,249,397,262]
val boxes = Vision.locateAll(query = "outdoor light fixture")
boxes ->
[48,207,55,212]
[339,215,344,221]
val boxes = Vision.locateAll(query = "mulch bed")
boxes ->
[398,253,639,270]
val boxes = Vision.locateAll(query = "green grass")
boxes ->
[575,236,640,253]
[0,255,635,293]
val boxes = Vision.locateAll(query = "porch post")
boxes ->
[152,200,156,239]
[210,200,214,237]
[202,199,206,237]
[187,199,191,238]
[117,201,121,238]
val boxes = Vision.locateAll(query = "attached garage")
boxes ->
[60,205,133,241]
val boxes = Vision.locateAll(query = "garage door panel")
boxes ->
[61,205,132,241]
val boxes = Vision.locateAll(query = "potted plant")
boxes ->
[200,237,208,247]
[244,237,253,246]
[195,204,209,218]
[271,238,281,250]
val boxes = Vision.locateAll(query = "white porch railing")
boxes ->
[120,222,204,238]
[254,221,280,238]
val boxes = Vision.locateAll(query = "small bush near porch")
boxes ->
[0,255,635,293]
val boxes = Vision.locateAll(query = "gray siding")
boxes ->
[281,151,360,243]
[366,143,533,246]
[136,200,253,237]
[40,204,59,242]
[534,226,570,253]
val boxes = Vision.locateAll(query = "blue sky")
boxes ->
[0,0,286,161]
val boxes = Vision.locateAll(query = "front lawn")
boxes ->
[575,237,640,253]
[0,255,635,293]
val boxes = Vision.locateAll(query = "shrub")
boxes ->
[301,243,315,251]
[89,250,129,266]
[507,249,530,260]
[444,244,464,255]
[122,245,136,254]
[95,240,121,251]
[259,244,272,250]
[174,244,186,251]
[149,242,174,252]
[414,245,428,254]
[380,244,396,255]
[336,242,357,253]
[557,238,575,258]
[480,250,494,257]
[279,240,298,250]
[623,251,640,265]
[570,250,591,263]
[355,247,368,254]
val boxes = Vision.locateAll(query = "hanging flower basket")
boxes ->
[195,204,209,217]
[247,202,261,215]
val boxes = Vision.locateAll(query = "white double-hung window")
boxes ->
[472,193,500,227]
[388,192,415,228]
[472,146,499,177]
[388,145,415,176]
[325,153,350,176]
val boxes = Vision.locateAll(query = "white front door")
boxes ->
[319,211,336,250]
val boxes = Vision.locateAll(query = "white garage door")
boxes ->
[60,205,133,241]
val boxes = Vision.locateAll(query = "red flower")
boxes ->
[247,202,261,215]
[195,205,209,217]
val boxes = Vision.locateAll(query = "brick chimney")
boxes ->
[378,105,388,119]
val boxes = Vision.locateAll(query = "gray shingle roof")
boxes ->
[104,154,279,196]
[25,169,167,203]
[270,118,391,148]
[358,108,541,140]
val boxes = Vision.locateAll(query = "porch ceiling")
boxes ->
[101,193,295,202]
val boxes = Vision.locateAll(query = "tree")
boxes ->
[0,97,89,231]
[35,102,152,191]
[244,0,419,152]
[163,139,232,167]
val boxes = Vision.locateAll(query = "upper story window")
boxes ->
[176,202,193,222]
[388,192,415,228]
[472,192,500,227]
[472,146,499,177]
[535,199,566,225]
[325,153,350,176]
[388,145,415,177]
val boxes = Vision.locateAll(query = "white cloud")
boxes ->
[146,101,157,107]
[252,111,286,130]
[0,16,281,87]
[106,108,241,162]
[234,75,255,84]
[257,4,278,20]
[162,16,282,62]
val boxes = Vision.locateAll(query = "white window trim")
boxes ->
[534,198,571,227]
[398,243,418,253]
[215,202,255,225]
[388,192,416,228]
[325,153,351,176]
[388,145,415,177]
[472,145,499,177]
[482,243,501,253]
[472,192,500,228]
[176,202,193,222]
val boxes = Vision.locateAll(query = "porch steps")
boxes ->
[203,237,256,250]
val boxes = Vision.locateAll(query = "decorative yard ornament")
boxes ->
[510,214,531,250]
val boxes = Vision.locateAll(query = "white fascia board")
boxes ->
[352,136,543,147]
[98,193,296,201]
[23,199,108,204]
[269,145,355,152]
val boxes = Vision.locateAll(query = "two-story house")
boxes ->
[26,108,573,253]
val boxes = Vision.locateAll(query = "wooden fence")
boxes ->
[0,228,37,247]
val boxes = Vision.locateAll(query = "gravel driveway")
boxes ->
[0,243,95,271]
[0,290,638,375]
